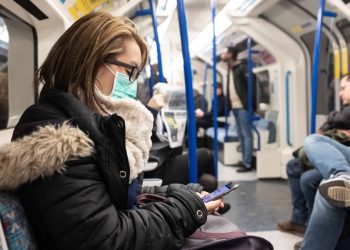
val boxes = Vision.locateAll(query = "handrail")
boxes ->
[211,0,218,177]
[176,0,198,182]
[148,58,154,97]
[149,0,165,82]
[202,64,209,112]
[134,1,165,91]
[285,71,292,147]
[247,37,261,151]
[310,0,337,133]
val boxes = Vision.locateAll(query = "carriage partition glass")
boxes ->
[105,59,142,83]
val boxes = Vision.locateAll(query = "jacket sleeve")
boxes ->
[141,183,204,197]
[19,160,207,250]
[320,106,350,131]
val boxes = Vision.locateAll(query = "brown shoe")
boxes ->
[277,220,306,236]
[294,240,302,250]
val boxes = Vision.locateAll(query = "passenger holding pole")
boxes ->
[218,46,257,172]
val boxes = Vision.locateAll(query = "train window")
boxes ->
[0,7,36,130]
[0,16,8,129]
[336,18,350,66]
[301,32,335,114]
[255,71,270,117]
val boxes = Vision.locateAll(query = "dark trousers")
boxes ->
[145,148,216,191]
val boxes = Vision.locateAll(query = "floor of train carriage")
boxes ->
[218,161,302,250]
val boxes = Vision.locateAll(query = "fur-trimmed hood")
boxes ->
[0,87,154,190]
[0,122,94,190]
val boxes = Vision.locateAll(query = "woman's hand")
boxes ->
[148,94,165,110]
[197,191,224,214]
[195,108,204,118]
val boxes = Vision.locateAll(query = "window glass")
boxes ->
[0,7,36,130]
[0,16,8,129]
[301,32,334,114]
[255,71,270,117]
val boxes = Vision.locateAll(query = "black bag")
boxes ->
[181,214,273,250]
[136,194,273,250]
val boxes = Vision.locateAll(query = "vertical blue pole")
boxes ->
[148,59,154,97]
[310,0,326,134]
[202,64,209,112]
[149,0,165,82]
[247,37,253,128]
[211,0,218,177]
[285,71,292,146]
[176,0,198,183]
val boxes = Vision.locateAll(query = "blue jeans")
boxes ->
[301,192,348,250]
[304,134,350,178]
[286,159,322,225]
[232,108,252,168]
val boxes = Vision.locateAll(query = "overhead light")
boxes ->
[189,14,232,57]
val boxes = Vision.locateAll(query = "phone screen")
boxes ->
[202,182,239,203]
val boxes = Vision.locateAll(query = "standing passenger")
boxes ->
[0,12,224,249]
[218,47,256,172]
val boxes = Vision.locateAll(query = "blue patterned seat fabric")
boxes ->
[0,192,36,250]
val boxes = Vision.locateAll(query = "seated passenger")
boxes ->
[277,159,321,235]
[145,93,228,206]
[195,82,228,130]
[0,12,224,249]
[300,191,350,250]
[278,74,350,241]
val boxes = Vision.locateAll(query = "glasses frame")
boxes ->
[105,59,141,83]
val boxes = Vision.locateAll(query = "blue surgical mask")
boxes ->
[105,64,137,99]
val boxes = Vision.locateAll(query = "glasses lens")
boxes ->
[130,69,140,83]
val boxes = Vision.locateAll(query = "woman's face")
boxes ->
[96,38,142,95]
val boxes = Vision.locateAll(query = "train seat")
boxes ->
[0,192,36,250]
[205,117,241,165]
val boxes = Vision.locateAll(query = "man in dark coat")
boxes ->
[218,47,257,172]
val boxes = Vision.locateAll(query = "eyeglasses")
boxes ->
[105,59,142,83]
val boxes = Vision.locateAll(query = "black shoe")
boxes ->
[236,167,253,173]
[231,161,245,168]
[217,203,231,214]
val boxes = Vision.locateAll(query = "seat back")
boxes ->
[0,192,36,249]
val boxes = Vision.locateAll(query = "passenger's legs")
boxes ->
[300,168,322,215]
[159,148,217,192]
[301,192,347,250]
[286,159,309,225]
[304,134,350,178]
[233,108,252,168]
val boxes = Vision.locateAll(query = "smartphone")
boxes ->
[202,182,239,203]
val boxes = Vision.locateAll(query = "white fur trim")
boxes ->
[95,89,153,183]
[0,122,94,190]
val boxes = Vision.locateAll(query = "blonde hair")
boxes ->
[35,12,148,112]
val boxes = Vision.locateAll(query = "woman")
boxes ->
[0,12,223,249]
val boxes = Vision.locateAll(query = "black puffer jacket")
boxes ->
[2,87,207,250]
[319,105,350,131]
